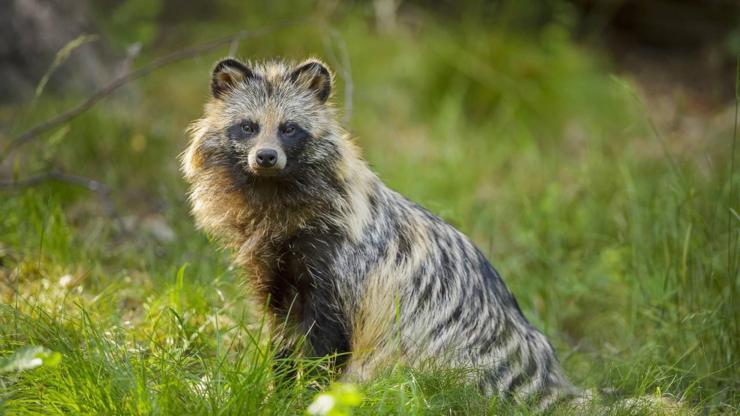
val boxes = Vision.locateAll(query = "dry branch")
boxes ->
[0,170,117,218]
[0,20,299,225]
[1,22,294,161]
[323,31,354,126]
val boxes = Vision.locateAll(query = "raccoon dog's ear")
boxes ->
[289,59,333,104]
[211,58,254,98]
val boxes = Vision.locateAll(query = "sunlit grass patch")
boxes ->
[1,3,737,414]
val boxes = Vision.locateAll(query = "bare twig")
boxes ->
[228,37,241,58]
[1,22,295,161]
[336,37,354,126]
[0,170,117,218]
[323,31,354,126]
[11,34,99,137]
[0,170,105,192]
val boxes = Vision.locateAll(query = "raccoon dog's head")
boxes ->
[190,58,343,189]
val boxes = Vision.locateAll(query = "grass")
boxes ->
[1,3,738,414]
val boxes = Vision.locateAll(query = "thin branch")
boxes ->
[337,37,354,126]
[227,37,241,58]
[13,34,99,135]
[0,170,105,191]
[0,170,116,217]
[323,31,354,126]
[1,22,296,161]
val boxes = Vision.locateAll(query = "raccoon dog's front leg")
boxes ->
[269,230,353,381]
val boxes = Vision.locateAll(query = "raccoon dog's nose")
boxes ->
[255,149,278,168]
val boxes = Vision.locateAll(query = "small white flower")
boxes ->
[28,358,43,368]
[307,394,335,416]
[59,274,74,287]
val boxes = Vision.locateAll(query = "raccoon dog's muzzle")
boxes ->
[248,143,287,175]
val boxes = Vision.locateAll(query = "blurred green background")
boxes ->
[0,0,738,414]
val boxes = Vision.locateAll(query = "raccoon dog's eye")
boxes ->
[280,124,296,136]
[241,121,257,135]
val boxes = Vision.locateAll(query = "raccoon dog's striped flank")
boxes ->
[182,57,581,411]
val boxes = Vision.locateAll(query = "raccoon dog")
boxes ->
[182,57,580,410]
